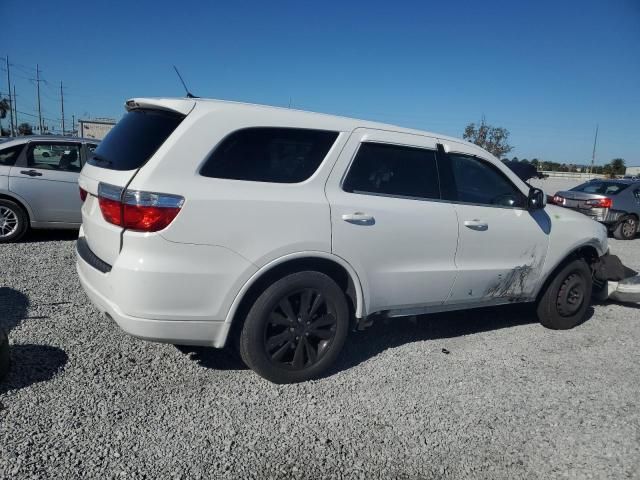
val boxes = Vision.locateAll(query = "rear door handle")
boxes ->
[342,212,375,225]
[464,219,488,231]
[20,170,42,177]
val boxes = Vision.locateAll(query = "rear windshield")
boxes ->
[88,109,184,171]
[571,181,630,195]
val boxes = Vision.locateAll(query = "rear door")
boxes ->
[326,129,459,314]
[9,141,83,224]
[79,107,187,265]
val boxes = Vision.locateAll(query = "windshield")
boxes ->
[88,109,184,171]
[570,181,629,195]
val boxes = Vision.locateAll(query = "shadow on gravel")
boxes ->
[0,287,29,332]
[21,229,79,243]
[325,303,595,377]
[0,345,68,394]
[0,288,68,393]
[176,303,596,378]
[175,345,248,371]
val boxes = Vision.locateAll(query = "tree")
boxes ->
[610,158,625,176]
[18,123,33,135]
[463,117,513,159]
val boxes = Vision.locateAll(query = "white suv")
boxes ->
[77,98,608,383]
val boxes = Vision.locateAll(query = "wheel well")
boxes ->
[229,257,358,341]
[535,245,599,302]
[0,193,30,223]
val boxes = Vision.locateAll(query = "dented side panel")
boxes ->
[446,204,550,305]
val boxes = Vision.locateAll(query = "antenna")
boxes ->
[173,66,197,98]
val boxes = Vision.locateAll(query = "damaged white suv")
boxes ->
[77,97,610,383]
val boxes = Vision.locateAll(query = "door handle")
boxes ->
[20,170,43,177]
[464,219,488,231]
[342,212,375,225]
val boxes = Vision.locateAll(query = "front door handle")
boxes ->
[342,212,375,225]
[464,219,488,231]
[20,170,43,177]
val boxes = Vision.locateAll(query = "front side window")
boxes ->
[343,142,440,200]
[0,145,23,166]
[200,128,338,183]
[27,143,82,172]
[449,154,526,208]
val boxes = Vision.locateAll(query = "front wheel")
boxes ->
[239,271,349,384]
[613,216,637,240]
[537,258,593,330]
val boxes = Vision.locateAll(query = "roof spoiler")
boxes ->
[125,98,196,116]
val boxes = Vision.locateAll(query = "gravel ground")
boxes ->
[1,229,639,479]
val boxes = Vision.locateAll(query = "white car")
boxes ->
[77,97,609,383]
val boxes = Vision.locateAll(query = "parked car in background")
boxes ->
[75,97,613,383]
[552,179,640,240]
[0,136,99,242]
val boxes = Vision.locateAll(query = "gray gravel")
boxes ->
[1,229,640,479]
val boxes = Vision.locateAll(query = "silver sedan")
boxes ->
[552,179,640,240]
[0,136,99,242]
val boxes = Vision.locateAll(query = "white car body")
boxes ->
[76,97,608,356]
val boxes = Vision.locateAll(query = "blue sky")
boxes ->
[3,0,639,165]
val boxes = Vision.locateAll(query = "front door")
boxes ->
[325,129,459,315]
[439,143,550,305]
[9,142,83,224]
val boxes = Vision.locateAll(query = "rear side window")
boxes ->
[343,142,440,200]
[88,109,184,171]
[571,181,629,195]
[200,128,338,183]
[0,145,23,166]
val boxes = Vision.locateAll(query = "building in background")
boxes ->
[625,165,640,176]
[78,118,116,140]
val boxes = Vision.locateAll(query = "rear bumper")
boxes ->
[77,261,231,346]
[562,207,625,225]
[75,229,257,347]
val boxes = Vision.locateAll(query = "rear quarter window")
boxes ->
[88,109,184,171]
[200,128,339,183]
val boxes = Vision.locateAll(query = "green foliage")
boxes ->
[463,118,513,159]
[18,123,33,135]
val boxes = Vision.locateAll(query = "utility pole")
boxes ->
[35,64,43,134]
[60,81,65,135]
[5,56,15,136]
[12,84,17,132]
[590,124,599,175]
[72,114,75,135]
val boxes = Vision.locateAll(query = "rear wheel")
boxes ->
[613,216,637,240]
[239,271,349,383]
[537,258,593,330]
[0,199,28,243]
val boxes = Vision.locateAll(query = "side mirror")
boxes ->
[528,187,546,210]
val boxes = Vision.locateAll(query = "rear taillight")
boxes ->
[585,197,612,208]
[79,187,88,202]
[97,182,184,232]
[552,195,564,205]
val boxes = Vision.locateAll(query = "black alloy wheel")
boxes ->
[264,288,337,370]
[239,271,349,384]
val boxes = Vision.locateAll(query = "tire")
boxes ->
[613,216,637,240]
[0,328,9,382]
[239,271,349,384]
[537,258,593,330]
[0,199,28,243]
